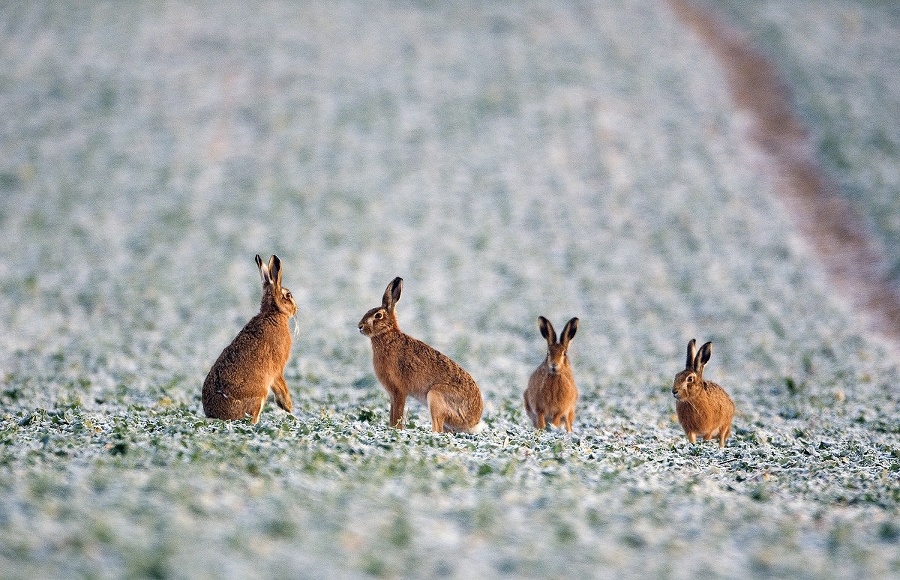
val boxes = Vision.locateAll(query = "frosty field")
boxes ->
[717,0,900,272]
[1,1,898,578]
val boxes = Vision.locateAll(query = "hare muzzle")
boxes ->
[358,317,375,337]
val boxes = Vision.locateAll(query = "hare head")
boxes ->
[673,338,711,401]
[539,316,578,375]
[358,276,402,338]
[256,254,297,318]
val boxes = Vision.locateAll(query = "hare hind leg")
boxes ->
[524,394,536,427]
[525,395,545,429]
[240,396,265,424]
[427,386,475,433]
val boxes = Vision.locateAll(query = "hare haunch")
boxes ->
[202,255,297,423]
[672,339,734,448]
[524,316,579,432]
[358,277,484,433]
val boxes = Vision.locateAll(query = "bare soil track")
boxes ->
[670,0,900,345]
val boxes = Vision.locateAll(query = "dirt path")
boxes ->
[669,0,900,346]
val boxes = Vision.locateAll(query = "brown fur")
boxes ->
[524,317,579,432]
[358,277,483,433]
[202,255,297,423]
[673,339,734,448]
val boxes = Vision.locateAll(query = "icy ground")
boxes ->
[0,1,897,578]
[718,0,900,269]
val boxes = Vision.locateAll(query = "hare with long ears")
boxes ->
[358,277,484,433]
[524,317,579,432]
[202,254,297,423]
[672,339,734,448]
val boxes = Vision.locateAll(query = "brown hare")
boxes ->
[202,254,297,423]
[358,277,484,433]
[673,339,734,448]
[524,317,579,432]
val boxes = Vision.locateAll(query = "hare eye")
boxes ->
[374,311,383,320]
[284,291,292,299]
[686,375,694,383]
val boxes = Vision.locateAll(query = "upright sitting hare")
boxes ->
[202,254,297,423]
[358,277,484,433]
[673,339,734,448]
[524,317,579,432]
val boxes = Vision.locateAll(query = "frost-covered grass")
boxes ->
[0,1,898,578]
[715,0,900,284]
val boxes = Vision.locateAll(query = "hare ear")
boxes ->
[383,277,403,310]
[256,254,272,285]
[538,316,556,346]
[269,255,283,287]
[560,317,579,348]
[695,341,712,372]
[686,339,697,369]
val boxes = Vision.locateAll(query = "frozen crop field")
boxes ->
[1,1,898,578]
[716,0,900,277]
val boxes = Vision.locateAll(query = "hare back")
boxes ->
[525,367,577,413]
[372,332,480,401]
[228,313,293,365]
[675,381,734,433]
[203,315,292,397]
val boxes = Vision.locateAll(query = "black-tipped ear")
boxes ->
[269,255,282,287]
[538,316,556,345]
[383,277,403,310]
[257,254,271,285]
[686,339,697,369]
[695,341,712,371]
[561,317,579,347]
